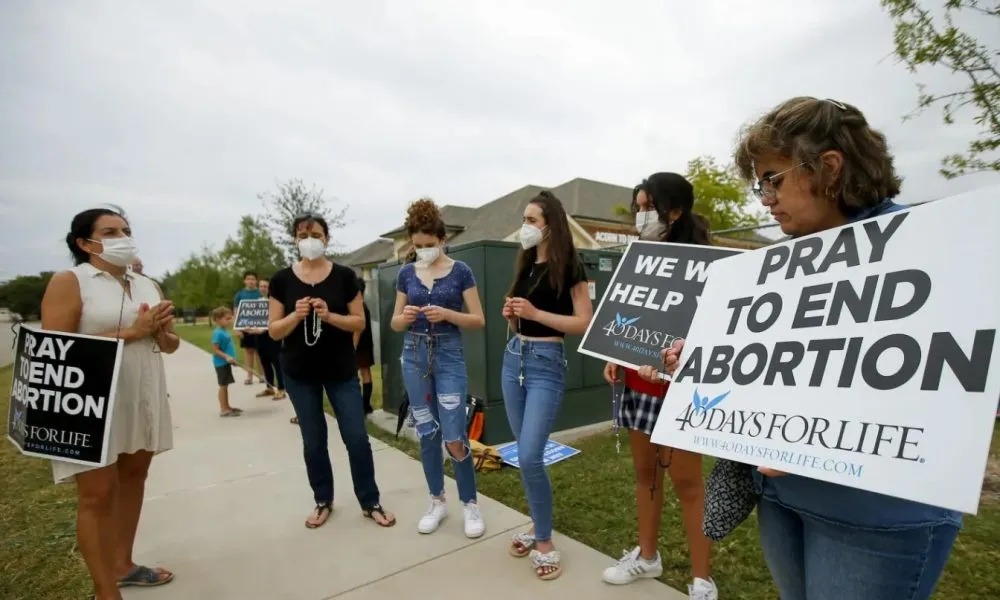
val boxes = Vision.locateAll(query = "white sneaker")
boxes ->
[463,502,486,538]
[601,546,663,585]
[417,498,447,534]
[689,577,719,600]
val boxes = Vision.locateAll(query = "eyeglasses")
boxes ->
[751,162,806,200]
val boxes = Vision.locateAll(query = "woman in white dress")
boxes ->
[41,207,177,600]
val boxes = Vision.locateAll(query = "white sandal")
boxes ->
[530,549,562,580]
[510,531,535,557]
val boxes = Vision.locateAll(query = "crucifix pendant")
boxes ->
[518,373,525,387]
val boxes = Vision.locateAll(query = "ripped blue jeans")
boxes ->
[401,332,477,504]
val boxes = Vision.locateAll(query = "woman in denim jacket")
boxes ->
[655,96,961,600]
[390,198,487,538]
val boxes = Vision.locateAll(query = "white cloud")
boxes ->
[0,0,997,279]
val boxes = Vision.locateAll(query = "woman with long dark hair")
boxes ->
[41,207,177,600]
[267,213,395,529]
[659,97,961,600]
[600,173,718,600]
[501,191,594,580]
[390,198,487,537]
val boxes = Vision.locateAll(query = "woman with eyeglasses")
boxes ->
[502,191,594,580]
[600,173,718,600]
[657,97,960,600]
[267,213,395,529]
[390,198,487,538]
[41,207,177,599]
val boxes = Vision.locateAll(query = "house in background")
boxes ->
[342,176,773,283]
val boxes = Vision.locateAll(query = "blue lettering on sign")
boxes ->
[495,440,581,469]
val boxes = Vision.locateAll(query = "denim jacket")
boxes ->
[754,199,963,529]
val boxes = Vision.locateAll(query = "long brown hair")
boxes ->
[507,191,580,299]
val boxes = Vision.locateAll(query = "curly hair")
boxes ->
[404,197,447,239]
[733,97,902,216]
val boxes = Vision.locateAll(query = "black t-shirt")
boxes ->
[269,263,360,382]
[511,258,587,338]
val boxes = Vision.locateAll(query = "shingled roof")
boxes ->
[342,238,393,268]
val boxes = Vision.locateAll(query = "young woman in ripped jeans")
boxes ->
[651,97,962,600]
[501,191,594,581]
[391,198,487,537]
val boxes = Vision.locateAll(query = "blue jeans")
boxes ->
[401,332,477,504]
[758,498,958,599]
[283,372,380,508]
[500,336,566,542]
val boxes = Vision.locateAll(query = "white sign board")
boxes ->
[650,188,1000,514]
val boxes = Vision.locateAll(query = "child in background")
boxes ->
[211,306,243,417]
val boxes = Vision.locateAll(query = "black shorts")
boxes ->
[215,364,235,386]
[239,333,258,349]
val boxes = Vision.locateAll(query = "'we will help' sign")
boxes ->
[651,187,1000,514]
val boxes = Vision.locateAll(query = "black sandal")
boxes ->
[305,503,332,529]
[362,503,396,527]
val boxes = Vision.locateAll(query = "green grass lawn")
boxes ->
[3,330,1000,599]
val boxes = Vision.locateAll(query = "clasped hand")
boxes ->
[294,297,329,319]
[402,305,450,324]
[503,297,537,320]
[133,301,174,337]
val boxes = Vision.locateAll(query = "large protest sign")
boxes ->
[6,325,123,466]
[650,188,1000,514]
[234,299,269,331]
[578,241,742,371]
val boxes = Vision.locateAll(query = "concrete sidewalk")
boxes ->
[128,341,686,599]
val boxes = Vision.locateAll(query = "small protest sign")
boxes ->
[650,188,1000,514]
[578,241,742,371]
[234,299,269,331]
[7,325,123,466]
[495,440,580,469]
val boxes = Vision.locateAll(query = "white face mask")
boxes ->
[635,210,654,232]
[90,236,139,267]
[415,247,440,267]
[519,224,545,249]
[298,237,326,260]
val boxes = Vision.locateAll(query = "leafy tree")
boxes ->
[258,178,348,261]
[614,156,764,234]
[685,156,765,233]
[218,215,286,277]
[0,272,54,319]
[882,0,999,178]
[168,247,236,312]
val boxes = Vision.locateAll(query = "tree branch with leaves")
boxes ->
[258,178,349,261]
[882,0,999,178]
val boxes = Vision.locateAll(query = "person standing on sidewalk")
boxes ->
[353,275,375,415]
[267,213,396,529]
[600,173,718,600]
[654,97,961,600]
[233,270,265,386]
[501,191,593,581]
[255,277,286,400]
[42,207,177,600]
[390,199,487,538]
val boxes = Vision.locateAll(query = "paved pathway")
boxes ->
[127,341,686,599]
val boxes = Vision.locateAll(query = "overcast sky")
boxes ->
[1,0,998,281]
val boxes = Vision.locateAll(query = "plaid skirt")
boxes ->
[615,387,664,436]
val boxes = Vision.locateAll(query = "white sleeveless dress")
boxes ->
[51,263,174,483]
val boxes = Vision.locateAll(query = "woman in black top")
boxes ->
[353,276,376,415]
[267,214,395,529]
[501,191,593,580]
[599,174,718,599]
